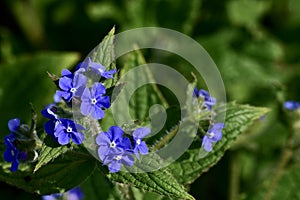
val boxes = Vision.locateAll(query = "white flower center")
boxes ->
[207,132,215,138]
[110,141,116,148]
[136,139,141,145]
[115,155,122,160]
[11,150,15,157]
[98,68,105,74]
[70,88,77,93]
[91,98,97,105]
[67,127,73,132]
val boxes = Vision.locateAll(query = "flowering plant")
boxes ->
[0,28,269,200]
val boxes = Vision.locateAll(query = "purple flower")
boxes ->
[202,123,224,152]
[55,72,87,103]
[41,104,59,136]
[41,193,62,200]
[132,127,150,159]
[284,100,300,110]
[42,187,83,200]
[4,133,26,172]
[54,119,85,145]
[77,58,116,79]
[103,151,134,173]
[193,87,216,110]
[96,126,126,161]
[8,118,20,133]
[61,69,74,79]
[96,126,134,172]
[67,187,84,200]
[80,83,110,120]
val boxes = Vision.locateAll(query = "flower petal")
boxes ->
[57,132,70,145]
[71,131,84,145]
[90,105,104,119]
[202,136,213,152]
[108,161,122,173]
[59,77,73,91]
[109,126,124,141]
[133,127,151,139]
[97,96,110,109]
[11,158,20,172]
[8,118,20,132]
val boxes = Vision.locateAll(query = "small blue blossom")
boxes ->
[42,187,83,200]
[77,57,117,79]
[67,187,84,200]
[54,119,85,145]
[4,133,27,172]
[8,118,20,133]
[193,87,216,110]
[41,193,62,200]
[132,127,151,159]
[284,100,300,110]
[55,72,87,103]
[80,83,110,120]
[96,126,135,172]
[41,104,59,136]
[103,150,134,173]
[202,123,225,152]
[96,126,126,161]
[61,69,74,79]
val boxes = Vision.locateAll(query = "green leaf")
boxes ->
[227,0,270,28]
[168,102,269,184]
[0,149,95,195]
[249,163,300,200]
[88,27,115,70]
[0,52,80,132]
[80,168,121,200]
[112,50,168,124]
[104,155,195,200]
[33,140,70,172]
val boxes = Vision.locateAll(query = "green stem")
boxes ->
[117,183,136,200]
[264,148,293,200]
[229,153,240,200]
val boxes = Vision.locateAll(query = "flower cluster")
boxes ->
[3,118,40,172]
[193,87,225,152]
[284,100,300,110]
[42,187,83,200]
[96,126,150,172]
[42,58,116,145]
[41,104,85,145]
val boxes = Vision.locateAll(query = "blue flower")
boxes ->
[103,150,134,173]
[202,123,224,152]
[54,119,85,145]
[77,57,116,79]
[4,133,27,172]
[96,126,126,161]
[41,193,62,200]
[67,187,84,200]
[96,126,134,172]
[61,69,74,79]
[41,104,59,136]
[193,87,216,110]
[8,118,20,133]
[55,72,87,102]
[80,83,110,120]
[284,100,300,110]
[42,187,83,200]
[132,127,150,159]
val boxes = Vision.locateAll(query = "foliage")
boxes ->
[1,0,300,200]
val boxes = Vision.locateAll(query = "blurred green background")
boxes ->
[1,0,300,199]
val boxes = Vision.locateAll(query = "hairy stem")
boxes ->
[264,148,293,200]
